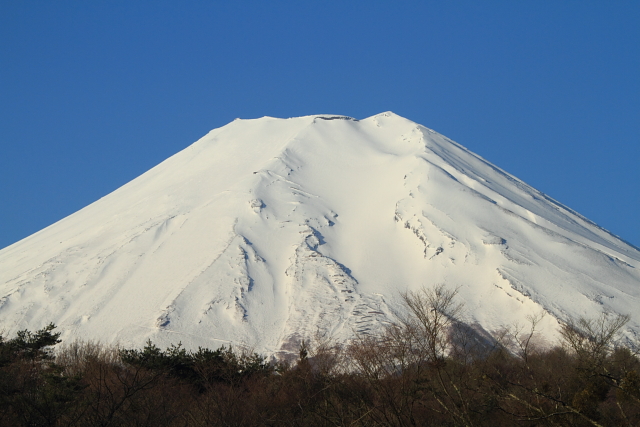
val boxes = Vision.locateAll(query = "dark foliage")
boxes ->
[119,340,273,390]
[0,291,638,426]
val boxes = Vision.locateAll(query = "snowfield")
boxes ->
[1,112,638,355]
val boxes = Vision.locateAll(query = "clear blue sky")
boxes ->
[1,1,638,250]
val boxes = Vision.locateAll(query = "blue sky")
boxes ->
[1,1,638,250]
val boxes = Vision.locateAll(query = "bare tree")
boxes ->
[399,284,464,365]
[560,312,630,364]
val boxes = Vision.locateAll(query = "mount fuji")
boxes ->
[1,112,639,355]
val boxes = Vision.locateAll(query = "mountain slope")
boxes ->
[1,112,638,354]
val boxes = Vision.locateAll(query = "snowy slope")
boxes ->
[1,112,639,355]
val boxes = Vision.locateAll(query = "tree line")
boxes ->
[1,285,639,426]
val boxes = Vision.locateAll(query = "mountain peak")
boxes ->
[1,114,638,355]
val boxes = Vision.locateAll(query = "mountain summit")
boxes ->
[1,112,639,354]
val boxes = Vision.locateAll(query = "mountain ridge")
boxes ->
[1,112,638,355]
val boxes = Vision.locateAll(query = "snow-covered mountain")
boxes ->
[1,112,639,355]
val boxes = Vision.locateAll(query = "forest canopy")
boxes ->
[0,286,638,426]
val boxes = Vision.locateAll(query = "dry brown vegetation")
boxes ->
[1,285,638,426]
